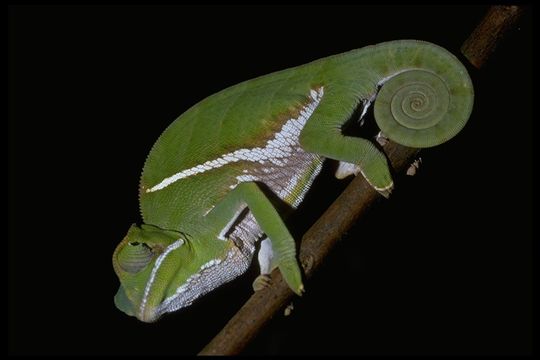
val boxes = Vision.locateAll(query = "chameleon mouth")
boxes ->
[114,284,159,322]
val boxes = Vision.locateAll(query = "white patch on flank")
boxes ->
[146,87,325,193]
[139,239,184,319]
[218,205,247,240]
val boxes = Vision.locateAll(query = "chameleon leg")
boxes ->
[205,182,303,295]
[299,88,393,197]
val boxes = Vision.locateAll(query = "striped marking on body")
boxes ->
[146,87,325,193]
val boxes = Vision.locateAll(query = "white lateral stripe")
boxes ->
[200,258,223,270]
[146,87,325,193]
[139,239,184,318]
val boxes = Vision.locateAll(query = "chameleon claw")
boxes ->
[375,181,394,199]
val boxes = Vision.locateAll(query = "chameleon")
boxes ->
[112,40,474,322]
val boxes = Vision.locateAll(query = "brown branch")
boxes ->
[199,142,418,355]
[461,5,525,68]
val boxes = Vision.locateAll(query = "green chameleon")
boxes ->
[113,40,473,322]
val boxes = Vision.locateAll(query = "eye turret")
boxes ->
[117,242,154,273]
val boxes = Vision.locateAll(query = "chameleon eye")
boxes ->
[117,242,154,273]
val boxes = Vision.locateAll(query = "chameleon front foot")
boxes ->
[375,131,389,146]
[252,274,272,292]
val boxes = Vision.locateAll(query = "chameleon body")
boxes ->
[113,40,473,322]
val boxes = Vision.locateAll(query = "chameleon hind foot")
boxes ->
[252,274,272,292]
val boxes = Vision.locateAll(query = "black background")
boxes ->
[8,4,533,356]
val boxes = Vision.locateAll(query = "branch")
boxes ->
[199,142,418,355]
[461,5,525,68]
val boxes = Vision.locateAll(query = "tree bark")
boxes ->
[461,5,525,68]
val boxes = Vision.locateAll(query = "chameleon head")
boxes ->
[113,223,248,322]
